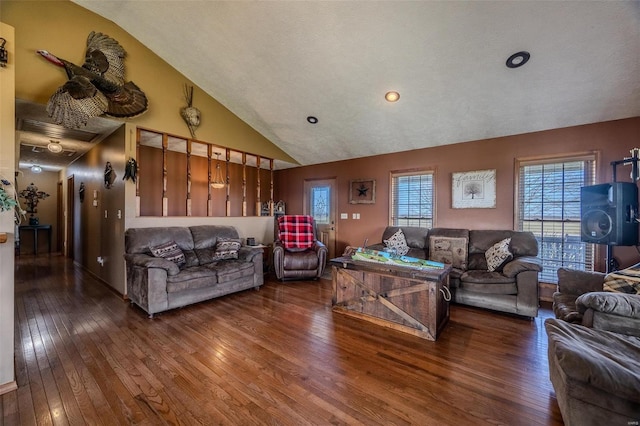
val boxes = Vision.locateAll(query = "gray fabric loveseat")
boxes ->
[368,226,542,318]
[124,225,264,317]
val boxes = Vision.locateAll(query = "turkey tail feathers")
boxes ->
[104,81,148,118]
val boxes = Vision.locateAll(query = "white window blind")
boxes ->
[517,156,596,283]
[391,171,434,228]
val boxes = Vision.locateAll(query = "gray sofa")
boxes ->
[547,268,640,425]
[368,226,542,318]
[124,225,264,317]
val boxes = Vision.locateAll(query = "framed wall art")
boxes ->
[349,179,376,204]
[452,169,496,209]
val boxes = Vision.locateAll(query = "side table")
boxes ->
[18,224,52,255]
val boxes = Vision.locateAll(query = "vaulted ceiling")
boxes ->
[70,1,640,167]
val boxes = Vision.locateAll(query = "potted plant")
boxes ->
[0,186,17,213]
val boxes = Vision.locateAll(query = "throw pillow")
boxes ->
[485,238,512,272]
[383,228,410,256]
[429,236,468,270]
[149,241,186,266]
[213,238,242,261]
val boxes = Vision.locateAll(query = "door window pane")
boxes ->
[311,185,330,224]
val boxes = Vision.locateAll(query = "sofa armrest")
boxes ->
[238,246,262,262]
[502,256,542,278]
[124,253,180,276]
[577,292,640,319]
[577,292,640,336]
[556,268,605,296]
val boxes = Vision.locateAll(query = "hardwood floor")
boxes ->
[2,255,564,425]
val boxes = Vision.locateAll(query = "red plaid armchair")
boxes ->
[273,215,328,281]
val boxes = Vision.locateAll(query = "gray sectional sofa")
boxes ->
[367,226,542,318]
[124,225,264,317]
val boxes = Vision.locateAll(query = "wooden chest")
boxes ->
[331,257,451,341]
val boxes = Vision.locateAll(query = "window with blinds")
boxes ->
[391,171,434,227]
[517,155,596,283]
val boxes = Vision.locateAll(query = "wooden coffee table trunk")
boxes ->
[331,257,451,341]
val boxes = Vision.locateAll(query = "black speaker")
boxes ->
[580,182,638,246]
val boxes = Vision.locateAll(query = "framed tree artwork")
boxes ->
[452,169,496,209]
[349,179,376,204]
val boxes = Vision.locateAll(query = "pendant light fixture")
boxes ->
[210,152,226,189]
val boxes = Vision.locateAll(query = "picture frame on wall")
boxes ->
[452,169,496,209]
[349,179,376,204]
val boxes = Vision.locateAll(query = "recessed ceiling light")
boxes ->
[307,116,318,124]
[31,165,42,173]
[47,140,63,153]
[385,91,400,102]
[506,51,530,68]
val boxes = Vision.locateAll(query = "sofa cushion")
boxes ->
[552,292,583,323]
[150,241,186,266]
[166,266,217,293]
[195,248,217,266]
[429,236,468,270]
[283,249,320,270]
[213,260,256,283]
[577,292,640,319]
[459,282,518,295]
[214,238,242,260]
[382,226,429,249]
[182,249,199,267]
[190,225,240,249]
[126,227,194,254]
[509,231,538,257]
[485,238,512,272]
[278,215,315,249]
[383,228,410,255]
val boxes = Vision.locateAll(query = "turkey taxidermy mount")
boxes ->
[37,31,148,129]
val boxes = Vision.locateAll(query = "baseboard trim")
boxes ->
[0,380,17,395]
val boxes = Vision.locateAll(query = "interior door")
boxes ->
[57,180,63,253]
[304,179,336,260]
[66,175,74,259]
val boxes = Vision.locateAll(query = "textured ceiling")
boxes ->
[71,1,640,167]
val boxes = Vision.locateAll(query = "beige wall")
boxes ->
[1,0,296,164]
[0,22,16,394]
[276,117,640,273]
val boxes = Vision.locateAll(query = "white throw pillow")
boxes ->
[383,229,410,256]
[485,238,512,272]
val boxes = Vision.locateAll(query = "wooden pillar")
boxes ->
[207,144,213,216]
[225,149,231,217]
[162,133,168,216]
[135,127,141,217]
[270,159,275,215]
[186,139,192,216]
[256,156,261,215]
[242,152,247,216]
